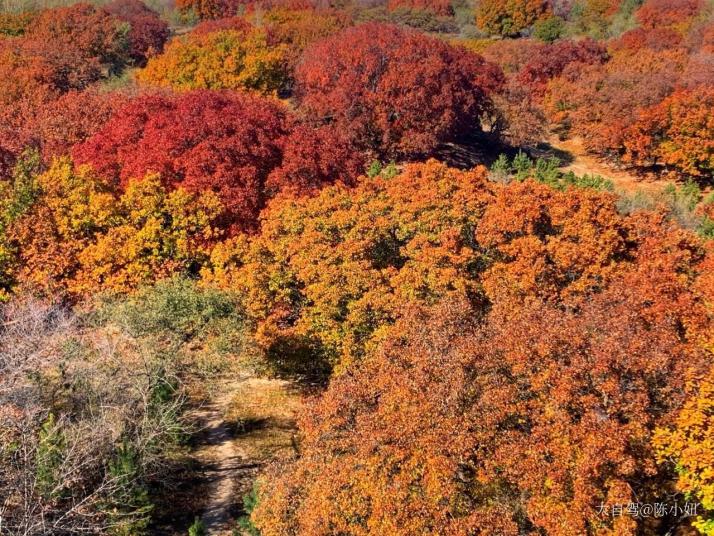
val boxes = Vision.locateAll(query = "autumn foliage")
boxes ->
[623,86,714,177]
[104,0,170,65]
[1,0,713,533]
[253,269,712,534]
[517,38,607,96]
[260,8,350,71]
[545,47,689,156]
[0,11,35,36]
[8,158,223,297]
[386,0,453,16]
[0,89,125,178]
[22,3,130,86]
[636,0,704,30]
[175,0,240,20]
[654,365,714,535]
[137,28,289,94]
[201,160,708,372]
[476,0,551,37]
[73,91,291,232]
[294,23,503,159]
[266,124,365,193]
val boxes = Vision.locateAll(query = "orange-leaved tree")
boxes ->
[545,47,688,158]
[623,86,714,179]
[653,364,714,535]
[252,252,713,535]
[202,160,494,372]
[476,0,551,37]
[201,160,686,373]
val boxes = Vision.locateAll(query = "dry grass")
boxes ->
[226,378,302,462]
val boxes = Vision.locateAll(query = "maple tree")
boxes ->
[294,23,503,159]
[0,11,35,36]
[71,175,223,295]
[654,364,714,535]
[202,160,494,370]
[568,0,622,37]
[259,8,350,73]
[489,80,547,146]
[386,0,453,16]
[137,28,289,94]
[8,158,117,297]
[266,124,366,194]
[545,47,688,156]
[517,38,607,96]
[104,0,170,65]
[635,0,704,30]
[73,90,290,232]
[175,0,241,20]
[22,3,130,89]
[0,2,131,117]
[611,26,685,53]
[480,38,547,75]
[476,0,551,37]
[201,160,700,372]
[0,39,62,108]
[0,1,712,533]
[191,15,253,34]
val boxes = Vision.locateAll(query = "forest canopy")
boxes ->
[0,0,712,534]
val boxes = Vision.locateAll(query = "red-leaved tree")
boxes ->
[294,22,504,159]
[267,124,366,194]
[517,38,607,96]
[104,0,170,65]
[635,0,703,29]
[73,90,291,232]
[0,89,126,177]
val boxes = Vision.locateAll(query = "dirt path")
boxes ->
[545,136,674,194]
[190,375,302,535]
[192,379,247,535]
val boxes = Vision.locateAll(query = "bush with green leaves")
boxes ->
[489,151,614,191]
[365,160,399,180]
[533,15,564,42]
[34,413,66,499]
[188,517,205,536]
[237,482,262,536]
[95,277,249,373]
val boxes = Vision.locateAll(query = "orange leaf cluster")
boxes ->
[253,254,713,533]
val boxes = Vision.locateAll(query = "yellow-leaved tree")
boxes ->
[73,175,223,295]
[137,29,289,95]
[10,158,224,298]
[654,366,714,535]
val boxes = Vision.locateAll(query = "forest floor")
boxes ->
[152,374,303,535]
[540,136,675,193]
[435,133,676,195]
